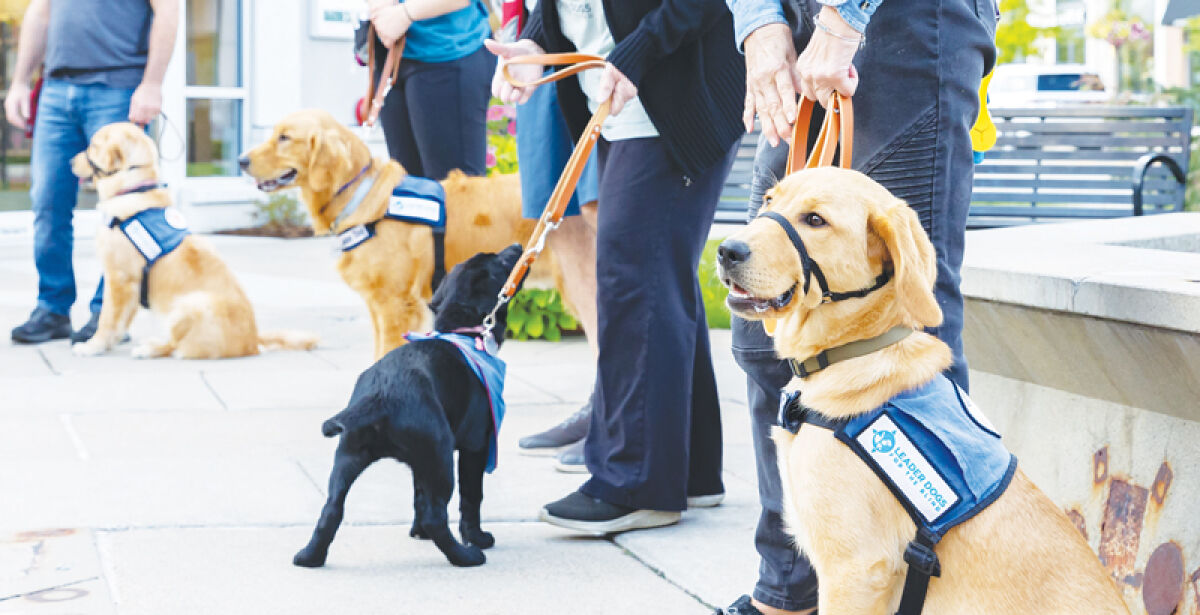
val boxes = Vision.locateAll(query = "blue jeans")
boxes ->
[31,80,135,316]
[731,0,997,610]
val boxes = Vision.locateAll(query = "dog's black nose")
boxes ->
[717,239,751,269]
[236,154,250,172]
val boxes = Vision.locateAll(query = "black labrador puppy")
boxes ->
[294,244,522,568]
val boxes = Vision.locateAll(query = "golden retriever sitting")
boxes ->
[240,109,561,360]
[71,122,318,359]
[717,167,1127,614]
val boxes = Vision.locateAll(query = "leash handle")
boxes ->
[501,52,608,88]
[495,53,610,300]
[365,25,405,127]
[785,93,854,174]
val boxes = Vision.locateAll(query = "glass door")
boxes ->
[184,0,247,178]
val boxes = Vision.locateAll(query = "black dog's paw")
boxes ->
[409,522,431,540]
[447,545,486,567]
[462,527,495,549]
[293,547,327,568]
[321,419,344,437]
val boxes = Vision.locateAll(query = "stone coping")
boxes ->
[962,213,1200,334]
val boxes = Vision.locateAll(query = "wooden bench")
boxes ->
[969,106,1193,228]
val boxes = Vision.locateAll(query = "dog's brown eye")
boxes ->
[763,195,773,208]
[277,134,290,143]
[804,213,827,228]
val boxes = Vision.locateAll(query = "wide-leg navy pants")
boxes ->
[733,0,997,609]
[580,137,736,512]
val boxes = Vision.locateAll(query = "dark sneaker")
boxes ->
[11,307,72,344]
[70,311,101,343]
[554,438,588,474]
[519,395,592,456]
[539,489,680,535]
[715,595,764,615]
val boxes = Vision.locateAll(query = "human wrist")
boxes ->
[733,6,787,53]
[816,5,862,38]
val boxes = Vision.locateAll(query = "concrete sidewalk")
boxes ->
[0,232,763,614]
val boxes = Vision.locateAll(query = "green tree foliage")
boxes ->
[995,0,1061,64]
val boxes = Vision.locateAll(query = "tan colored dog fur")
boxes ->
[719,167,1128,614]
[241,110,561,360]
[71,123,318,359]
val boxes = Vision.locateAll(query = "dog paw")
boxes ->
[409,523,431,540]
[130,344,154,359]
[292,547,327,568]
[462,527,494,549]
[447,545,486,567]
[72,341,106,357]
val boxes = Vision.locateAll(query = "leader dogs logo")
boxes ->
[855,414,959,522]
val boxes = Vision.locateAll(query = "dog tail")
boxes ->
[258,330,320,351]
[321,395,384,438]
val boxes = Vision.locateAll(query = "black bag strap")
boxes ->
[896,527,942,615]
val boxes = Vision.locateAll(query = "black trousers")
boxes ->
[734,0,997,610]
[580,137,736,512]
[379,45,495,179]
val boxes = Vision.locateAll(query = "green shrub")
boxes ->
[253,191,307,229]
[506,288,579,341]
[699,238,731,329]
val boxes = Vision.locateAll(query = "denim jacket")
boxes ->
[726,0,884,46]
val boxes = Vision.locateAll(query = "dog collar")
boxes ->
[789,326,913,378]
[758,210,892,304]
[334,162,373,199]
[330,172,377,233]
[114,181,168,197]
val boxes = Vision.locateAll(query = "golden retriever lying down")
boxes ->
[71,123,318,359]
[718,167,1127,614]
[241,110,562,360]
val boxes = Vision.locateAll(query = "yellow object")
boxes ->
[0,0,30,21]
[970,71,996,153]
[763,318,776,336]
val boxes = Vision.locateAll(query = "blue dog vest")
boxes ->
[403,331,506,473]
[337,175,446,252]
[780,375,1017,614]
[108,207,190,308]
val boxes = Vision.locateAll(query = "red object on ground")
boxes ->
[355,97,368,126]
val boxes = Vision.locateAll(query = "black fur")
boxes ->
[294,244,523,568]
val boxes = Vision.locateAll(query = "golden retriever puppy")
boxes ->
[717,167,1127,614]
[240,109,562,360]
[71,122,318,359]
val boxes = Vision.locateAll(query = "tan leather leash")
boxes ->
[480,53,610,344]
[365,24,406,127]
[763,92,854,336]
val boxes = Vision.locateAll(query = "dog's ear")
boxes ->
[306,129,353,193]
[868,200,942,328]
[71,151,93,180]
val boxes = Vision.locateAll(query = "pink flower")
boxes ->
[507,120,517,136]
[503,105,517,119]
[487,105,505,121]
[486,151,497,168]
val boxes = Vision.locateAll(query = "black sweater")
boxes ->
[521,0,746,178]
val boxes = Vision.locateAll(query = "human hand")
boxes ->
[128,82,162,126]
[595,63,637,116]
[793,7,860,108]
[5,82,32,130]
[370,2,412,48]
[484,38,546,105]
[742,23,799,147]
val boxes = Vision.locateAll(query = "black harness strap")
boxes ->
[108,215,155,308]
[758,210,892,304]
[432,228,447,291]
[778,389,942,615]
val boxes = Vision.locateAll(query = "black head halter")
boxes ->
[758,210,892,304]
[86,152,148,179]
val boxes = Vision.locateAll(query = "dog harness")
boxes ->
[336,173,449,288]
[403,331,506,473]
[779,376,1017,615]
[106,202,189,309]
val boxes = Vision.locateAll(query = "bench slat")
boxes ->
[971,191,1181,205]
[971,178,1183,191]
[985,149,1189,161]
[994,120,1190,135]
[993,106,1191,119]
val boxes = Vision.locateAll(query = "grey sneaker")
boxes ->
[519,394,593,456]
[554,438,588,474]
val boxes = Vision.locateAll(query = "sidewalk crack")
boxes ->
[611,540,714,610]
[199,372,229,410]
[37,348,60,375]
